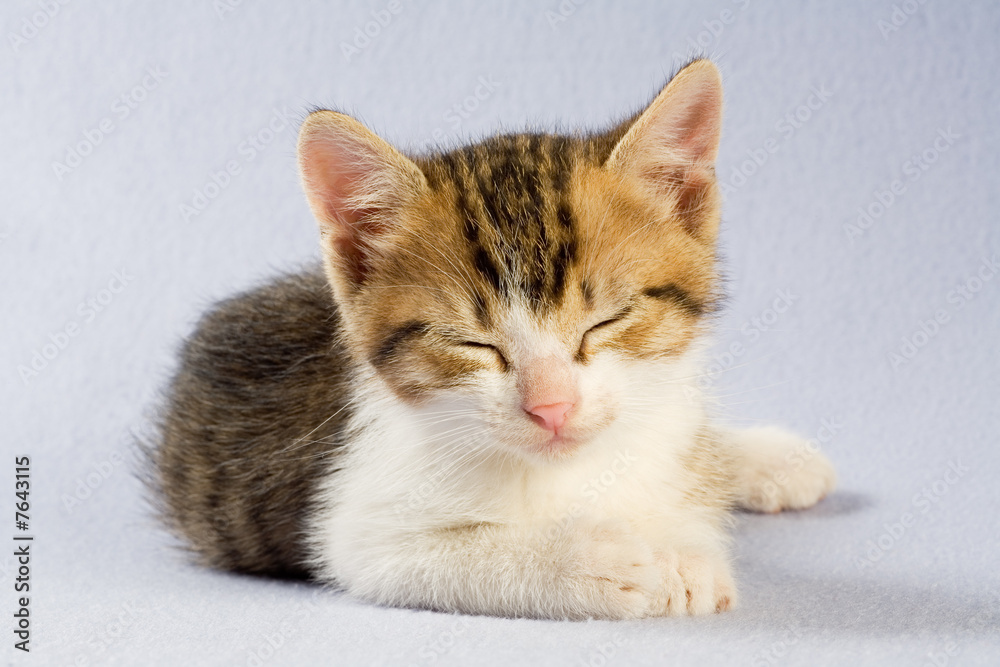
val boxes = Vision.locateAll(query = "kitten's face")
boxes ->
[349,138,718,459]
[298,60,723,461]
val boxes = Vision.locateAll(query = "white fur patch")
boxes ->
[305,341,748,618]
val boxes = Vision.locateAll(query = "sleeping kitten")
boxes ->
[152,59,836,619]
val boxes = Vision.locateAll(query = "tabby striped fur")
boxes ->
[150,60,836,619]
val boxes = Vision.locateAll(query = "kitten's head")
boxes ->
[298,60,723,461]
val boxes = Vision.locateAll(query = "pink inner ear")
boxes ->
[300,135,370,229]
[663,83,722,165]
[605,63,722,223]
[299,116,407,286]
[301,137,373,283]
[634,165,714,235]
[614,62,722,178]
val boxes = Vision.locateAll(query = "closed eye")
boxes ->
[587,317,623,333]
[459,340,508,368]
[586,305,632,335]
[461,340,496,350]
[579,306,632,356]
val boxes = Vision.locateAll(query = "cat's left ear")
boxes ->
[605,59,723,238]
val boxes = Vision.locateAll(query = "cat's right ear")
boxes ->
[298,111,427,292]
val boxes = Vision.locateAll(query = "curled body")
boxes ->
[151,60,836,619]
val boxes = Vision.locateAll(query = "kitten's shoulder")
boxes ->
[167,266,352,428]
[184,267,343,375]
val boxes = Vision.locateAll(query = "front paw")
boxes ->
[654,549,737,616]
[558,520,662,620]
[735,426,837,513]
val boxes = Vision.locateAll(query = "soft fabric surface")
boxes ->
[3,1,998,665]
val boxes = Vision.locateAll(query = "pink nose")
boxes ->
[524,402,573,433]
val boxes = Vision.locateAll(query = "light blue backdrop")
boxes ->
[2,1,997,665]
